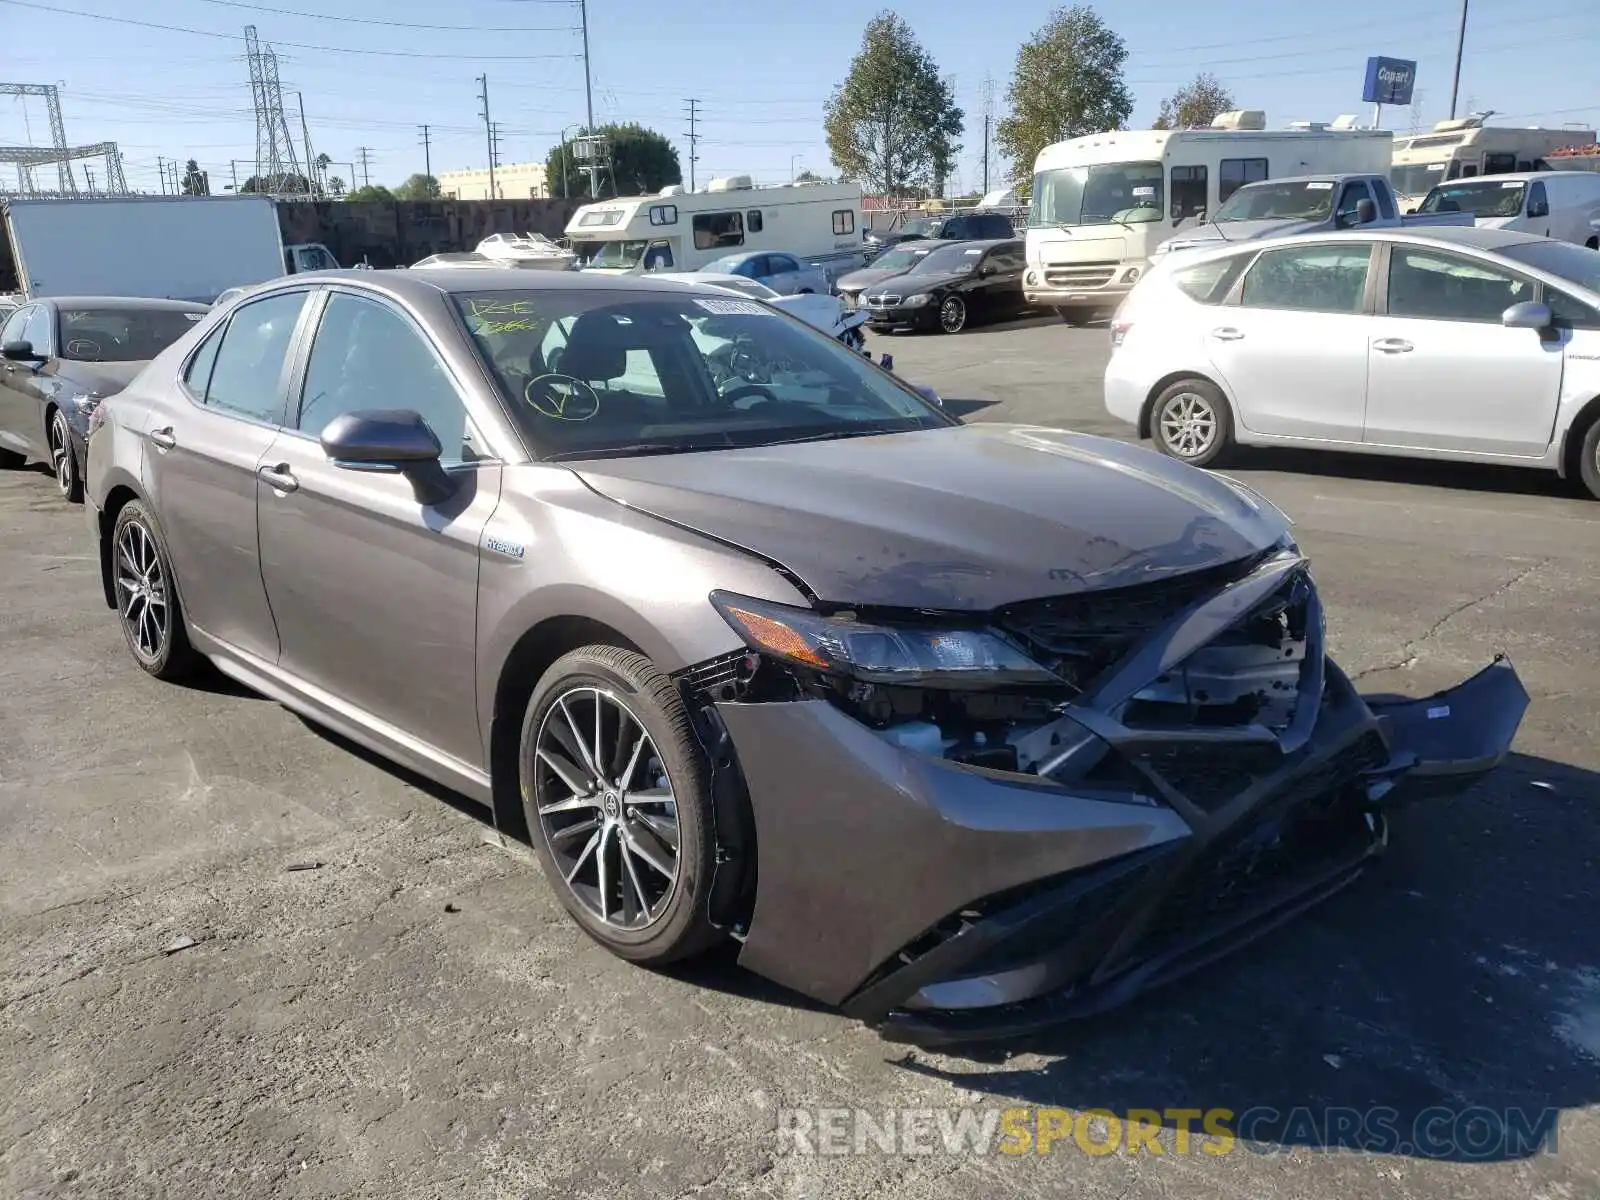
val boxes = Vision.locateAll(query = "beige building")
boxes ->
[438,161,549,200]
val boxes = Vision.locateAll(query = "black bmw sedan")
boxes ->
[0,296,208,501]
[861,239,1029,334]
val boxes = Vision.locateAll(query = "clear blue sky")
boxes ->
[2,0,1596,196]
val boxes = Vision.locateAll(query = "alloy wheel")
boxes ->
[114,519,169,663]
[49,413,74,498]
[532,686,680,930]
[1158,391,1217,460]
[939,297,966,333]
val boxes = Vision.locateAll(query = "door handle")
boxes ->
[257,463,299,493]
[148,426,176,450]
[1373,338,1414,353]
[1210,327,1245,341]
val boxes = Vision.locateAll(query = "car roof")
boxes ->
[928,237,1017,250]
[271,267,712,303]
[1176,225,1550,262]
[33,296,211,311]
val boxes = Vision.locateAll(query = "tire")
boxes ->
[110,500,202,681]
[519,645,722,966]
[49,410,82,503]
[1579,417,1600,501]
[1150,378,1234,468]
[938,295,968,334]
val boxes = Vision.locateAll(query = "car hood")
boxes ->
[1183,217,1324,246]
[837,266,912,292]
[56,360,147,394]
[863,268,970,297]
[571,424,1290,610]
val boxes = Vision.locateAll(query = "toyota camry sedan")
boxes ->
[1104,226,1600,498]
[85,268,1527,1045]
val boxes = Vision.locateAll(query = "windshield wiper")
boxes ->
[544,437,740,462]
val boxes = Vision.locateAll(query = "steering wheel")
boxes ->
[717,382,779,408]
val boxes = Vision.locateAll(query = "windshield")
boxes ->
[453,290,950,459]
[1418,180,1527,218]
[872,245,938,272]
[914,243,988,273]
[1390,162,1449,198]
[57,306,204,362]
[1498,240,1600,293]
[1029,162,1163,228]
[1214,180,1336,222]
[576,240,648,269]
[898,218,933,237]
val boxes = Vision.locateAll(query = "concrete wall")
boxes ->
[276,198,583,269]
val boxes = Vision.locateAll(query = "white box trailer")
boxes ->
[1,195,330,303]
[1023,111,1394,321]
[565,176,866,280]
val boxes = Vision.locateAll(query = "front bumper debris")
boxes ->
[703,550,1529,1047]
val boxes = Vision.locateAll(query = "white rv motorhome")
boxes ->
[1389,117,1598,210]
[1023,111,1393,322]
[565,176,865,276]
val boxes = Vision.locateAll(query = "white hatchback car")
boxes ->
[1104,226,1600,499]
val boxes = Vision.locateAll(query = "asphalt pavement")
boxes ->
[2,314,1598,1199]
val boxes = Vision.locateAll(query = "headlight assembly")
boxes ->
[710,592,1059,689]
[902,293,931,308]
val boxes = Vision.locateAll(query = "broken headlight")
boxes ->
[710,592,1059,690]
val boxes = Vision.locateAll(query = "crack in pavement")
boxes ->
[1350,558,1549,682]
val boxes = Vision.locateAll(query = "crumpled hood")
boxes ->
[572,424,1290,610]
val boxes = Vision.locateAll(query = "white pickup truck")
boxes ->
[1,195,339,303]
[1155,172,1474,258]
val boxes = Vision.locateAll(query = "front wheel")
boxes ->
[1579,417,1600,501]
[1150,378,1234,468]
[519,645,722,966]
[938,296,968,334]
[49,410,82,502]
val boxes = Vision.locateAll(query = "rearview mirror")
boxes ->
[2,340,42,362]
[1501,300,1552,330]
[320,408,456,505]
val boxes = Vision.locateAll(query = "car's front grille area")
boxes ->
[1043,261,1119,288]
[1139,743,1288,811]
[995,552,1269,693]
[866,294,902,308]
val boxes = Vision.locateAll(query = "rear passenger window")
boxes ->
[183,323,224,396]
[201,291,307,423]
[1240,245,1371,314]
[1172,254,1250,304]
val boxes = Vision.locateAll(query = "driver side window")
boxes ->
[1,306,29,346]
[22,306,53,357]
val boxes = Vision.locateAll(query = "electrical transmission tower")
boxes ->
[245,25,305,196]
[683,98,700,191]
[0,82,128,197]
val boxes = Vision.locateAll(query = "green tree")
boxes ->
[996,5,1133,186]
[346,184,395,203]
[823,12,962,197]
[239,173,311,195]
[394,173,442,200]
[180,158,209,196]
[1153,72,1234,129]
[794,168,824,184]
[543,123,681,199]
[326,175,346,197]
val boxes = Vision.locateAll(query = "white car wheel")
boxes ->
[1151,379,1233,468]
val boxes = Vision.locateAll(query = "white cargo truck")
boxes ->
[0,195,339,303]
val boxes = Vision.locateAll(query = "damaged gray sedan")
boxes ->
[83,268,1528,1046]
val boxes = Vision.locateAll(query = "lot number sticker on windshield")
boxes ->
[1306,182,1334,190]
[1502,181,1523,188]
[694,297,771,316]
[1132,186,1155,197]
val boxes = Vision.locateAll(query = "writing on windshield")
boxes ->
[1418,180,1526,218]
[1029,162,1163,228]
[1214,181,1335,223]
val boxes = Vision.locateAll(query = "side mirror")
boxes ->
[1355,197,1377,225]
[1527,198,1550,219]
[2,340,42,362]
[911,383,943,408]
[1501,300,1552,331]
[320,408,457,505]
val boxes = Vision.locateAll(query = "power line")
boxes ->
[684,97,700,192]
[0,0,582,60]
[186,0,578,33]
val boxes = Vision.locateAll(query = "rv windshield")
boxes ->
[1417,180,1527,218]
[1214,180,1336,222]
[1390,162,1449,197]
[577,240,649,269]
[1029,162,1163,228]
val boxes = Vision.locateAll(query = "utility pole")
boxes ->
[490,122,504,195]
[1448,0,1469,119]
[579,0,598,197]
[419,124,432,181]
[684,98,700,192]
[356,146,373,189]
[477,74,497,200]
[295,91,317,196]
[981,75,995,195]
[156,155,167,195]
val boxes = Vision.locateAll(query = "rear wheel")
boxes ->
[111,500,201,680]
[1579,417,1600,501]
[519,645,722,966]
[1150,378,1234,468]
[49,410,81,503]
